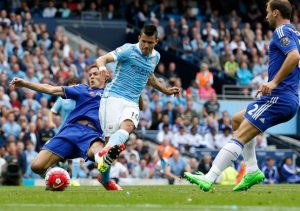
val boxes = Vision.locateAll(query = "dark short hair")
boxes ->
[140,24,158,38]
[268,0,292,19]
[88,64,98,70]
[65,77,79,86]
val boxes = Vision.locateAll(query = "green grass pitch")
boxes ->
[0,185,299,211]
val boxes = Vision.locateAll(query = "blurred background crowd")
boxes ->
[0,0,300,186]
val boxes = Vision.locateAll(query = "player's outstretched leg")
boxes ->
[184,172,213,192]
[233,169,265,191]
[97,174,123,191]
[98,144,126,172]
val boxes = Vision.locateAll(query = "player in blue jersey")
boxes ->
[95,24,181,172]
[184,0,300,192]
[48,78,78,132]
[10,65,122,190]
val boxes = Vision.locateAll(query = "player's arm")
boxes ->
[272,49,300,85]
[10,77,64,96]
[95,53,115,71]
[138,95,144,110]
[256,49,300,96]
[48,110,56,129]
[147,73,181,96]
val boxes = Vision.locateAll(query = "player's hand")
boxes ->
[99,68,109,80]
[166,87,181,97]
[9,77,26,89]
[255,81,278,97]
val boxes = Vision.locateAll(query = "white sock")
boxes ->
[106,129,129,147]
[205,139,244,182]
[242,139,259,173]
[94,147,103,163]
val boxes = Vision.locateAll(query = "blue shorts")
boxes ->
[43,123,103,161]
[244,95,298,132]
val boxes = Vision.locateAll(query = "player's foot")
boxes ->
[184,171,213,192]
[233,169,265,191]
[97,175,122,191]
[98,144,126,172]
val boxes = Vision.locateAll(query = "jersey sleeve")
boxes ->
[51,97,62,113]
[155,51,161,66]
[111,43,131,62]
[63,84,85,100]
[274,26,298,55]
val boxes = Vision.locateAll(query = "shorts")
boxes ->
[43,123,103,161]
[244,95,298,132]
[99,96,139,137]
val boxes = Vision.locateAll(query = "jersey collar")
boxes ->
[135,43,155,57]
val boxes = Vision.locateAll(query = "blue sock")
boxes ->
[107,129,129,146]
[101,166,111,184]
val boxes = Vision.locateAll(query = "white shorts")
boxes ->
[99,96,140,137]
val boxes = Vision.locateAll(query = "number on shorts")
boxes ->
[247,104,259,116]
[131,112,139,121]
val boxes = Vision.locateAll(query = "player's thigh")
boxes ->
[231,109,246,131]
[233,119,261,144]
[245,95,298,133]
[99,97,123,137]
[31,149,62,172]
[120,104,140,132]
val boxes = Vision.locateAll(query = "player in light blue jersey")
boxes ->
[10,65,122,190]
[95,24,181,172]
[184,0,300,192]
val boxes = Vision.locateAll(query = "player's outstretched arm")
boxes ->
[95,53,115,71]
[10,77,64,96]
[256,49,300,96]
[147,74,181,97]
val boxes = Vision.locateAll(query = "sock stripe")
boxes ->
[230,139,244,149]
[223,148,239,159]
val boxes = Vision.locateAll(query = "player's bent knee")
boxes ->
[120,119,135,133]
[31,158,47,174]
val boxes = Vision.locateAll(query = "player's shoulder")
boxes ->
[121,43,135,50]
[68,83,87,89]
[275,24,297,39]
[153,48,160,58]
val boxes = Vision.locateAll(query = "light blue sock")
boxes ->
[101,166,111,184]
[106,129,129,146]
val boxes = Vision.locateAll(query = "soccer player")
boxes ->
[184,0,300,192]
[10,65,122,190]
[48,78,80,185]
[95,24,181,171]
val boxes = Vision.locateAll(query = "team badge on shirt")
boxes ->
[89,91,95,97]
[280,36,290,47]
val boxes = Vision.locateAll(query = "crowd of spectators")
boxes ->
[0,1,299,185]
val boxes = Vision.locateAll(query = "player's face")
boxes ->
[266,4,276,28]
[88,67,105,88]
[138,33,158,56]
